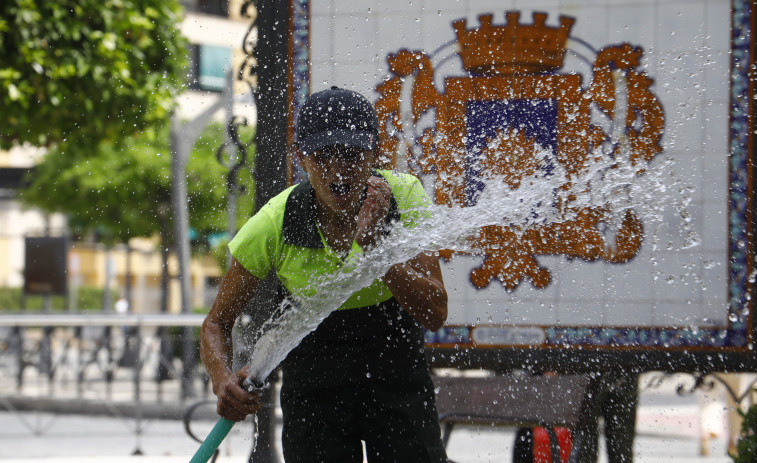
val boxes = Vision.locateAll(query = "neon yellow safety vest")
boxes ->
[229,169,432,310]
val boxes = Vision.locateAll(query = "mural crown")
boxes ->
[453,12,575,75]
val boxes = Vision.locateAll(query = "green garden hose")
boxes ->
[189,417,236,463]
[188,378,267,463]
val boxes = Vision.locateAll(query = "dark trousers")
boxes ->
[279,301,447,462]
[573,373,639,463]
[281,376,447,463]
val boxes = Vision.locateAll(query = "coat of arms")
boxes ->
[375,11,665,290]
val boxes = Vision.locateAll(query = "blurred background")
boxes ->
[0,1,755,462]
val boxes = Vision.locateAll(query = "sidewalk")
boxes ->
[0,373,737,462]
[0,407,733,462]
[0,411,733,463]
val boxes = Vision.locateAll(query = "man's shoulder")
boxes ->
[375,170,432,222]
[375,169,422,189]
[237,184,299,238]
[259,184,299,216]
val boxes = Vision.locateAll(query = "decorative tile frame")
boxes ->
[291,1,754,356]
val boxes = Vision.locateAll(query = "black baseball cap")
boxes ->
[296,86,379,156]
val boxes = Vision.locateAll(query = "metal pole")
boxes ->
[224,71,237,242]
[171,86,229,400]
[245,1,290,461]
[170,115,197,400]
[132,322,143,455]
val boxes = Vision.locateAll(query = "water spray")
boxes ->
[188,141,691,462]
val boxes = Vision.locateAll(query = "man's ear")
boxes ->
[371,144,392,170]
[368,145,380,166]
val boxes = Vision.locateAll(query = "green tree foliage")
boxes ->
[733,396,757,463]
[0,286,114,312]
[21,122,256,249]
[0,0,188,149]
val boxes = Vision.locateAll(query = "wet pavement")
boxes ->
[0,373,738,462]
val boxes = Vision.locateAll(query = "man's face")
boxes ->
[300,145,375,219]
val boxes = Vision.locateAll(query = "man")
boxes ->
[201,86,449,462]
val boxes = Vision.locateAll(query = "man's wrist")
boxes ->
[210,367,234,395]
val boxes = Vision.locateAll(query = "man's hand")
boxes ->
[355,176,392,249]
[214,365,262,422]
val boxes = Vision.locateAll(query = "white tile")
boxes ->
[603,256,656,303]
[333,0,424,15]
[376,14,424,56]
[513,0,562,8]
[512,274,563,302]
[560,0,615,7]
[553,259,607,302]
[332,0,381,15]
[700,154,728,217]
[699,251,728,303]
[606,4,657,44]
[700,148,728,183]
[464,0,517,11]
[659,100,705,153]
[422,0,469,10]
[655,49,707,98]
[317,61,385,98]
[442,253,576,326]
[332,14,379,64]
[605,302,652,326]
[661,147,703,190]
[309,14,334,63]
[654,52,705,99]
[420,10,467,54]
[309,0,333,17]
[553,300,606,326]
[650,250,703,305]
[701,100,730,153]
[649,195,706,255]
[655,1,706,52]
[653,301,700,326]
[442,256,512,324]
[701,196,728,251]
[699,208,727,255]
[698,300,729,326]
[562,5,609,48]
[509,300,563,325]
[701,49,730,99]
[442,263,477,325]
[309,60,336,91]
[698,233,727,259]
[704,0,732,53]
[468,298,511,324]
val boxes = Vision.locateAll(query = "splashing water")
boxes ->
[243,143,696,386]
[251,414,259,453]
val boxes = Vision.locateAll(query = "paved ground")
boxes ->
[0,373,741,462]
[0,405,733,462]
[0,411,733,463]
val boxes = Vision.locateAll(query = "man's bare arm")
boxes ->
[201,257,263,421]
[383,251,448,331]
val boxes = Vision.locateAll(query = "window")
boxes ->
[186,44,232,92]
[179,0,228,16]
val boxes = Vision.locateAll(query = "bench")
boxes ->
[433,374,597,463]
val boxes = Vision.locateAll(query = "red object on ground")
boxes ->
[533,426,573,463]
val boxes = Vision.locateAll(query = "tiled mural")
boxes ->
[293,0,751,351]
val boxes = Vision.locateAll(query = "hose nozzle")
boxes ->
[242,377,269,394]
